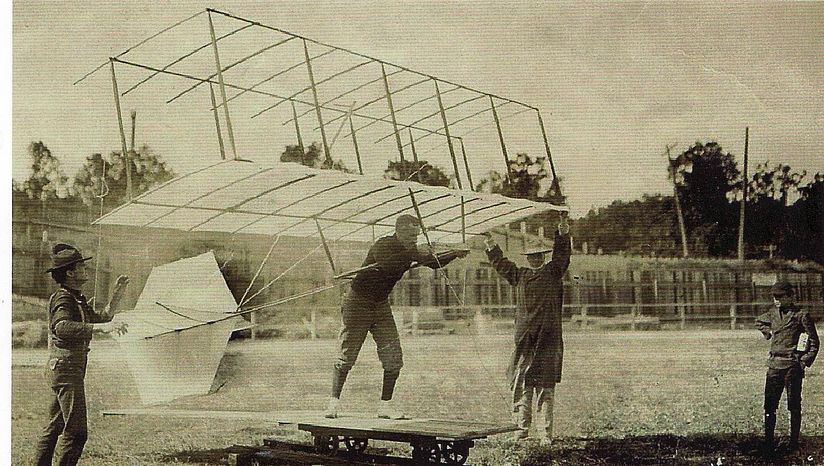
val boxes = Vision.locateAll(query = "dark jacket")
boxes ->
[756,304,819,369]
[49,286,111,361]
[351,234,453,301]
[487,232,571,386]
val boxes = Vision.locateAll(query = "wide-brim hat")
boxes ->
[45,243,93,273]
[521,247,553,256]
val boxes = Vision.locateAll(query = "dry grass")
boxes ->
[12,329,824,465]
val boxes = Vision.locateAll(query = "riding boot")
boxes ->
[763,412,776,455]
[789,410,801,450]
[514,405,531,440]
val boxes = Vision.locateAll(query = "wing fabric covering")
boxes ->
[94,160,567,244]
[113,251,243,404]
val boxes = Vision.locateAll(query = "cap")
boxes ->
[45,243,93,273]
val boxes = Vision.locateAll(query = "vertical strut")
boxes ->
[291,101,305,153]
[408,129,419,163]
[490,95,512,184]
[209,83,226,160]
[458,138,474,190]
[536,109,560,195]
[109,59,132,200]
[207,10,238,160]
[348,113,363,175]
[303,39,332,165]
[433,79,462,190]
[381,63,405,161]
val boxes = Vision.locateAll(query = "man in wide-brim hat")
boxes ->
[484,214,571,444]
[755,280,819,455]
[34,243,130,466]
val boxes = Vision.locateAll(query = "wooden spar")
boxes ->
[74,10,206,86]
[109,59,133,200]
[112,58,449,140]
[458,138,474,190]
[254,59,372,117]
[408,129,419,163]
[381,63,405,161]
[304,40,334,165]
[536,109,559,190]
[291,101,305,153]
[433,79,463,190]
[490,95,512,184]
[207,10,238,160]
[125,24,254,97]
[199,49,336,107]
[376,94,486,143]
[209,8,534,109]
[209,83,227,160]
[197,36,299,107]
[348,112,364,175]
[290,69,405,124]
[407,188,435,248]
[315,218,337,274]
[321,76,429,131]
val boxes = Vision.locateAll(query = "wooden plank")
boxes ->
[298,416,517,441]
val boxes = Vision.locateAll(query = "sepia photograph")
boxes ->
[7,1,824,465]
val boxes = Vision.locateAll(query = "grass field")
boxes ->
[11,329,824,465]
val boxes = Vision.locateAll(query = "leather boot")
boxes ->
[514,405,531,440]
[789,410,801,450]
[763,412,776,455]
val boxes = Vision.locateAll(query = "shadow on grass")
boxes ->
[520,433,823,466]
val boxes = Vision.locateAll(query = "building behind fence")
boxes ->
[12,206,824,331]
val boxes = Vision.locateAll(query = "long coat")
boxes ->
[487,232,571,387]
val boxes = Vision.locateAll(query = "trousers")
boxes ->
[34,357,88,466]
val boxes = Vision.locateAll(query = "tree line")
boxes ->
[14,139,823,265]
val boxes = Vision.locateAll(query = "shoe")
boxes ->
[325,397,339,419]
[540,436,553,447]
[514,429,529,441]
[377,400,407,420]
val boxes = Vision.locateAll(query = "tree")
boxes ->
[476,153,561,202]
[383,160,450,187]
[475,153,565,236]
[669,142,741,256]
[14,141,73,201]
[73,145,175,212]
[572,195,680,256]
[280,142,351,172]
[750,162,807,206]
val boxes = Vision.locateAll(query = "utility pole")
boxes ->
[666,144,689,258]
[737,127,749,260]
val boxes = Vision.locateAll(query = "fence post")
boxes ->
[311,309,318,339]
[679,305,686,330]
[581,305,588,329]
[729,304,737,330]
[631,305,637,331]
[250,311,256,340]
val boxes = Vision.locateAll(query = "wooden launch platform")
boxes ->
[103,408,518,464]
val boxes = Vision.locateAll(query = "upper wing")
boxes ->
[94,159,567,244]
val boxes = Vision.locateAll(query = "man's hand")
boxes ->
[95,321,129,336]
[107,275,130,315]
[558,213,570,235]
[761,330,772,340]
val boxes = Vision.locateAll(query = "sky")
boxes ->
[9,1,824,218]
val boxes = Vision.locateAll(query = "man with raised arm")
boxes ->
[34,243,130,466]
[326,214,469,420]
[756,280,818,455]
[483,214,571,444]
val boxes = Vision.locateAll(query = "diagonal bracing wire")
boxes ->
[374,93,487,144]
[217,49,337,107]
[122,23,255,96]
[319,75,431,132]
[74,10,207,85]
[167,35,298,103]
[249,59,374,118]
[112,57,451,141]
[284,68,405,125]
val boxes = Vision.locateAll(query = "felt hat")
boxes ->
[45,243,93,273]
